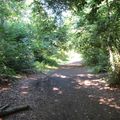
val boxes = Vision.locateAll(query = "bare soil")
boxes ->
[0,64,120,120]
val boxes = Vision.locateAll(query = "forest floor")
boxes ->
[0,61,120,120]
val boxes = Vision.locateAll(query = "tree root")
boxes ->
[0,105,30,117]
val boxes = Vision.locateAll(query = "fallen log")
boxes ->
[0,105,30,117]
[0,104,10,112]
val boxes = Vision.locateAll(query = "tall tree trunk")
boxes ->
[108,47,115,71]
[106,0,115,71]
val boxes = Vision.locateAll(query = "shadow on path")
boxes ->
[44,66,120,120]
[0,65,120,120]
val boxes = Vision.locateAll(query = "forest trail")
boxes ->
[0,62,120,120]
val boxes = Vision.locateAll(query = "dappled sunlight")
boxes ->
[20,85,29,96]
[21,86,29,89]
[0,0,119,119]
[74,79,101,89]
[70,73,120,110]
[53,87,59,91]
[74,74,109,90]
[0,87,10,92]
[76,73,104,79]
[74,74,118,91]
[98,97,120,109]
[75,79,102,89]
[21,91,29,95]
[52,87,63,95]
[99,86,118,91]
[0,83,11,92]
[76,74,86,77]
[88,95,120,110]
[51,73,69,78]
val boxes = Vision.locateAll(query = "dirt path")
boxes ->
[0,64,120,120]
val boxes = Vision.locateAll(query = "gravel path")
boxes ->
[0,65,120,120]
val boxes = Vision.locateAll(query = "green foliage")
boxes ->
[0,22,34,73]
[0,0,120,85]
[0,0,69,77]
[46,0,120,84]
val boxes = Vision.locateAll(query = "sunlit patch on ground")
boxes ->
[74,78,101,89]
[52,87,63,95]
[0,87,10,92]
[21,91,29,95]
[88,95,120,110]
[74,74,118,91]
[53,87,59,91]
[20,85,29,96]
[72,73,120,110]
[51,73,69,78]
[76,73,103,78]
[0,83,11,92]
[76,79,103,88]
[98,97,120,109]
[50,66,120,110]
[74,73,108,89]
[51,67,120,111]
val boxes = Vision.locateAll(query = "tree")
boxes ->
[43,0,120,84]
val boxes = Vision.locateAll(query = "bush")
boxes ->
[82,47,109,73]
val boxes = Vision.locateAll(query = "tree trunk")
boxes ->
[108,47,115,71]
